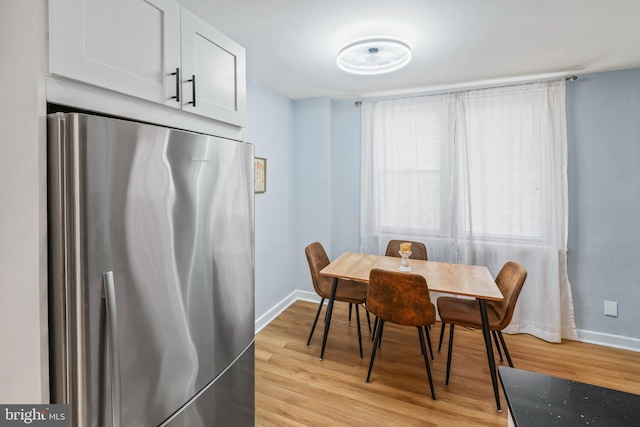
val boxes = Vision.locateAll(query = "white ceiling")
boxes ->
[178,0,640,100]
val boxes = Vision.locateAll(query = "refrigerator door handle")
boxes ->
[102,271,122,427]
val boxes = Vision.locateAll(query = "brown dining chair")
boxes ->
[436,261,527,385]
[349,239,427,325]
[305,242,369,358]
[375,239,433,359]
[366,268,437,400]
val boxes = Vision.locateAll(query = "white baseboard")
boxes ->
[256,292,640,355]
[254,290,319,334]
[576,329,640,353]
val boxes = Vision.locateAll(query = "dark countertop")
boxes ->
[498,366,640,426]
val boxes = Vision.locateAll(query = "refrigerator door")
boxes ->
[48,113,255,427]
[162,342,255,427]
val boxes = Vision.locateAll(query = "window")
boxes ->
[457,92,547,242]
[370,97,454,236]
[361,79,575,343]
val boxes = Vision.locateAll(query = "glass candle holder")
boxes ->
[398,251,412,272]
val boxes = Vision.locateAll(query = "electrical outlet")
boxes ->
[604,300,618,317]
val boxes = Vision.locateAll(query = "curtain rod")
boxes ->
[354,75,578,106]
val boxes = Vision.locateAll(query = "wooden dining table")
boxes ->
[319,252,505,411]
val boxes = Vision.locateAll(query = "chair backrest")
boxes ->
[367,268,435,327]
[491,261,528,330]
[304,242,333,299]
[385,240,428,260]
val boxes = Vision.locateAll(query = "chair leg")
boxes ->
[445,323,455,386]
[377,321,385,349]
[348,303,353,322]
[438,322,447,352]
[492,330,504,362]
[365,308,372,334]
[372,317,379,341]
[367,319,384,382]
[307,298,325,345]
[497,331,514,367]
[417,327,437,400]
[355,304,363,358]
[424,326,434,361]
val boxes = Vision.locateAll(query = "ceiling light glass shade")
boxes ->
[337,38,412,75]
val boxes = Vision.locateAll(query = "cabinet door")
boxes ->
[181,8,246,127]
[49,0,181,108]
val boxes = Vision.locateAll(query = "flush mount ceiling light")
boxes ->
[337,37,412,75]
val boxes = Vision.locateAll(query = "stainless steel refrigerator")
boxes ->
[47,112,255,426]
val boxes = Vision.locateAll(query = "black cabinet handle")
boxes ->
[187,75,196,107]
[171,68,180,102]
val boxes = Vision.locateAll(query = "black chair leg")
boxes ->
[307,298,325,345]
[372,317,379,341]
[492,330,504,362]
[438,322,447,352]
[365,308,372,334]
[497,331,514,367]
[366,319,384,382]
[445,324,455,386]
[418,327,437,400]
[377,321,384,348]
[356,304,363,358]
[348,303,353,322]
[424,325,434,361]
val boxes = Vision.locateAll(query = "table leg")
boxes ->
[479,298,501,412]
[320,277,338,360]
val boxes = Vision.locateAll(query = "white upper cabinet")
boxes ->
[180,8,246,127]
[48,0,246,127]
[49,0,182,109]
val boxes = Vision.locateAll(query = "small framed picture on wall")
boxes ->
[254,157,266,193]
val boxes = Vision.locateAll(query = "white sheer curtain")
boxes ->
[361,79,577,342]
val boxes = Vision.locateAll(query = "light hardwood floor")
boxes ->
[255,300,640,426]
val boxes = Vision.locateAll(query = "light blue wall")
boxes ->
[331,100,362,255]
[292,98,334,286]
[245,77,298,319]
[566,68,640,340]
